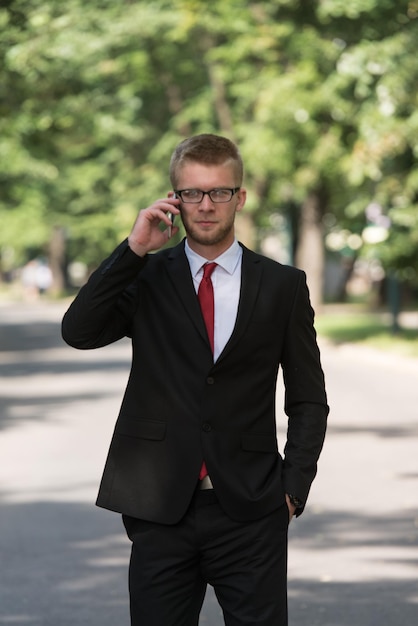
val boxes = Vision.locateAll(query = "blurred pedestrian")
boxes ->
[21,258,52,299]
[35,260,52,295]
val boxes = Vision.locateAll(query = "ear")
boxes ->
[235,187,247,213]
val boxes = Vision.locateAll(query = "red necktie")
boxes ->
[197,262,217,480]
[198,262,217,353]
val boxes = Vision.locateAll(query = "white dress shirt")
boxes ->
[185,239,242,362]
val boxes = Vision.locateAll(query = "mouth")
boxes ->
[196,220,217,227]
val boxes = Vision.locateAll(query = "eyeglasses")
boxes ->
[173,188,240,203]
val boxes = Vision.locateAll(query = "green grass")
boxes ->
[315,308,418,359]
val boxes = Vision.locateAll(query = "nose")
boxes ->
[198,193,214,210]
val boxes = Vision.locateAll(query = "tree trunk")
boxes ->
[207,61,235,138]
[294,191,325,312]
[48,226,66,295]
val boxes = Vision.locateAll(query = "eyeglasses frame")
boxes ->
[173,187,241,203]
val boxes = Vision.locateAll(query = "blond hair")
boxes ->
[169,134,243,187]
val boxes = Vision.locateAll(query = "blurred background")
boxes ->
[1,0,417,344]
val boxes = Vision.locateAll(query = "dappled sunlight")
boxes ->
[1,301,418,624]
[0,500,130,625]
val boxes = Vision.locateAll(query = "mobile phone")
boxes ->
[168,193,176,238]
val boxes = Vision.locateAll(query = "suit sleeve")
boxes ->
[62,240,147,350]
[281,271,329,515]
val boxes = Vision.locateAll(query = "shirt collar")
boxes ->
[185,239,242,278]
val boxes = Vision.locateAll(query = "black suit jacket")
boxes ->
[62,239,328,524]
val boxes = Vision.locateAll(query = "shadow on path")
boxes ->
[0,499,130,626]
[1,498,417,625]
[288,578,418,626]
[1,302,418,625]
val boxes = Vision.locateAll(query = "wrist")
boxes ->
[128,236,148,258]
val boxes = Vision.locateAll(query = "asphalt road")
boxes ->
[0,300,417,625]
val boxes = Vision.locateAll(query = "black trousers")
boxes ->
[123,489,289,626]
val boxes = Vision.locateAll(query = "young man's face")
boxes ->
[175,161,246,259]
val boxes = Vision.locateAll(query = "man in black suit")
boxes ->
[62,133,328,626]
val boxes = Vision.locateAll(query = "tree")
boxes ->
[1,0,417,308]
[332,10,418,289]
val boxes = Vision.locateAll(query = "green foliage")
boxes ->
[1,0,417,289]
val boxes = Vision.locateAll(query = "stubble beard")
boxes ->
[182,215,235,248]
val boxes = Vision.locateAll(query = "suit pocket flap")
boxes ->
[117,418,167,441]
[241,433,278,453]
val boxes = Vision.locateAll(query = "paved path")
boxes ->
[0,301,417,625]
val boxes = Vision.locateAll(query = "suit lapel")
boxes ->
[166,242,209,345]
[165,241,263,359]
[216,245,263,363]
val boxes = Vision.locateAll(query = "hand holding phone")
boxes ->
[168,193,177,238]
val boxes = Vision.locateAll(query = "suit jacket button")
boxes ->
[207,376,215,385]
[202,422,212,432]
